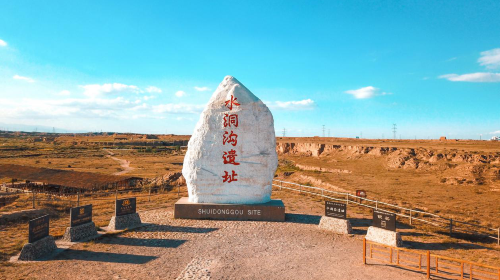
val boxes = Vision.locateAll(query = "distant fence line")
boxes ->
[272,179,500,245]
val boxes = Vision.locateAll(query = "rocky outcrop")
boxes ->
[276,142,500,186]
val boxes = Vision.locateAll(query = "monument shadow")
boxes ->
[53,249,157,264]
[135,224,219,234]
[98,237,187,248]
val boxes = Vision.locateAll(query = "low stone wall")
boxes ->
[108,213,142,231]
[365,226,402,247]
[18,236,57,261]
[318,216,352,234]
[62,222,98,242]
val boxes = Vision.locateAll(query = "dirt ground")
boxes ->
[0,209,423,280]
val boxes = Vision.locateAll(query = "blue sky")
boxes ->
[0,1,499,139]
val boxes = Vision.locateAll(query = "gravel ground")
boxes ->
[2,209,423,280]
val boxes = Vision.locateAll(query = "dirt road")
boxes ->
[3,209,422,280]
[105,150,135,175]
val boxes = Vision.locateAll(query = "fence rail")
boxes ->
[272,179,500,245]
[363,239,500,280]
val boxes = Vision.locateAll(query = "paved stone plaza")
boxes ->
[4,209,422,279]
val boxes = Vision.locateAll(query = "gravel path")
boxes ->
[2,209,423,279]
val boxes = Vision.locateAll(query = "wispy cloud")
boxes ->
[175,90,186,97]
[490,130,500,135]
[0,39,7,47]
[13,75,35,83]
[145,86,162,93]
[478,48,500,69]
[267,99,315,110]
[58,90,71,96]
[439,73,500,82]
[345,86,390,99]
[194,86,210,92]
[152,103,204,114]
[81,83,142,98]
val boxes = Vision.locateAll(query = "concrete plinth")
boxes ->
[318,216,353,234]
[18,236,57,261]
[62,222,98,242]
[365,226,403,247]
[108,212,142,231]
[174,197,285,221]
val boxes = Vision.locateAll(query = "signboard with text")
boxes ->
[116,198,136,216]
[70,204,92,227]
[29,215,49,243]
[325,201,347,219]
[373,210,396,231]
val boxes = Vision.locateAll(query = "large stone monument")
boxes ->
[176,76,284,221]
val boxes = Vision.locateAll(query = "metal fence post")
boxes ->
[280,181,282,191]
[77,191,80,207]
[426,251,430,279]
[363,238,366,264]
[32,190,35,209]
[346,194,349,204]
[409,209,412,225]
[497,228,499,246]
[376,200,378,210]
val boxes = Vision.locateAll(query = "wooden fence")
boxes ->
[363,239,500,280]
[272,179,500,245]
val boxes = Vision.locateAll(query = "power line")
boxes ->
[392,124,397,139]
[322,125,325,137]
[282,128,286,137]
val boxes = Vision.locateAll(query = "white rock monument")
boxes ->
[182,76,278,204]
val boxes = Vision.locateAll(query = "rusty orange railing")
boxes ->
[363,239,500,280]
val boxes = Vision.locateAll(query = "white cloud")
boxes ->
[439,73,500,82]
[13,75,35,83]
[152,103,204,114]
[146,86,162,93]
[345,86,390,99]
[194,86,210,92]
[175,90,186,97]
[478,48,500,69]
[489,130,500,135]
[0,39,7,47]
[82,83,142,98]
[58,90,71,96]
[267,99,315,110]
[143,95,155,101]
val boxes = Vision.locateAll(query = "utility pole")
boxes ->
[322,125,325,137]
[360,132,363,138]
[52,127,56,134]
[392,124,397,139]
[282,128,286,137]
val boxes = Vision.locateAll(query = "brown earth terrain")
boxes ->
[0,134,499,276]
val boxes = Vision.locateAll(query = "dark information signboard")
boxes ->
[29,215,49,243]
[325,201,347,219]
[373,210,396,231]
[116,197,136,216]
[70,204,92,227]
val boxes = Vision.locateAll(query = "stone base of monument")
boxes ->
[18,236,57,261]
[318,216,353,234]
[62,222,99,242]
[365,226,403,247]
[108,213,142,231]
[174,197,285,221]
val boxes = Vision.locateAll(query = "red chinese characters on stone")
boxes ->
[222,149,240,165]
[222,170,238,183]
[224,95,240,110]
[223,113,238,128]
[223,131,238,146]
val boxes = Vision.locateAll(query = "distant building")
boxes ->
[492,136,499,141]
[439,136,447,141]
